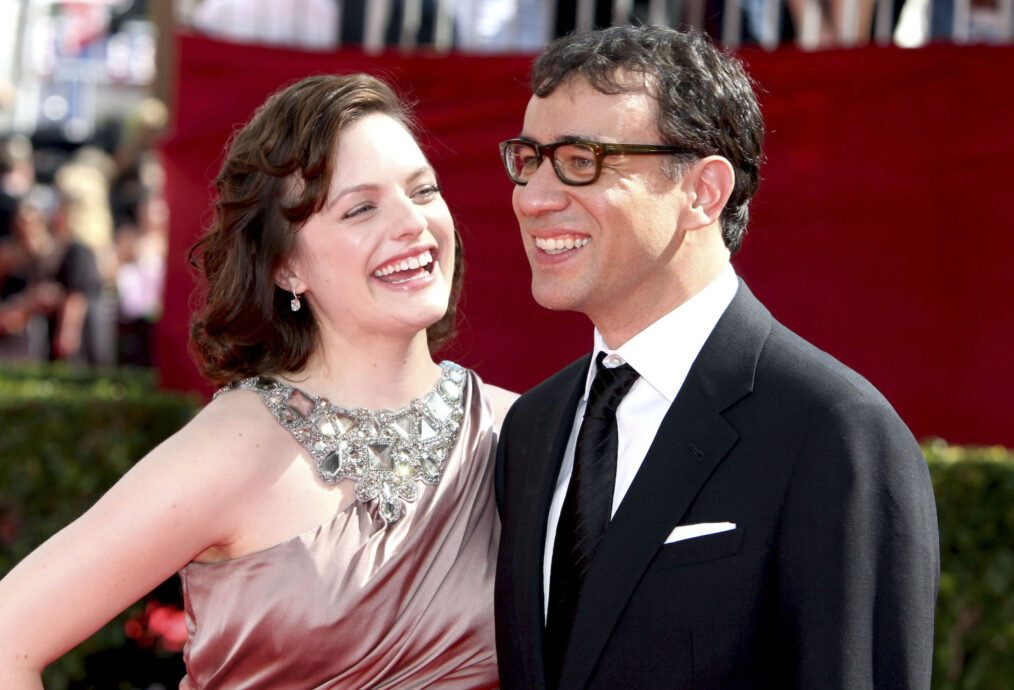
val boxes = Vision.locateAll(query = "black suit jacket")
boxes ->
[494,281,939,689]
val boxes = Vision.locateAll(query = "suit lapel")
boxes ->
[558,281,773,690]
[509,355,590,687]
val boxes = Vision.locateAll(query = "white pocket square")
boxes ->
[665,522,736,544]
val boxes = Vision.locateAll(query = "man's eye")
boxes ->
[560,152,595,170]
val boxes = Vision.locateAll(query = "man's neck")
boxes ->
[592,259,731,350]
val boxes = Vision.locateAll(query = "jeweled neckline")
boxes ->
[219,361,467,524]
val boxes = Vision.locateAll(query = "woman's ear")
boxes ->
[273,264,306,295]
[683,155,736,230]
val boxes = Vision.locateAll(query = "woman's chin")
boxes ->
[388,297,452,338]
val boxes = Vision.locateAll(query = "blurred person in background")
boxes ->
[109,97,170,367]
[114,191,167,367]
[0,72,514,689]
[53,152,119,366]
[0,195,104,363]
[0,136,41,240]
[110,96,168,230]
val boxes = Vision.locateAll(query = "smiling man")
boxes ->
[493,25,939,690]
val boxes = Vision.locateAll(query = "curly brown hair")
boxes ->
[189,73,463,385]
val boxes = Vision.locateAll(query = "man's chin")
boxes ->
[531,283,583,313]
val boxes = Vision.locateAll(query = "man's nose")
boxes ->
[514,160,568,216]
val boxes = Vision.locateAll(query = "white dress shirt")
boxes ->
[542,264,740,616]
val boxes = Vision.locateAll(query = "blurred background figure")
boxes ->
[0,194,103,363]
[110,96,168,367]
[113,191,166,367]
[51,151,118,366]
[0,136,42,240]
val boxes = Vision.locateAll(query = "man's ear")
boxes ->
[683,156,736,230]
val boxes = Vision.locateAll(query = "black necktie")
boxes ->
[544,353,640,686]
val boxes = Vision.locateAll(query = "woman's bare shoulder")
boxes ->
[154,387,296,484]
[480,383,519,436]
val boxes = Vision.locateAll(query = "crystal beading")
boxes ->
[216,361,467,524]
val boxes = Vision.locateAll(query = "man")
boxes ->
[493,25,939,689]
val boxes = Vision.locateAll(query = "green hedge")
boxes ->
[0,363,200,688]
[926,439,1014,689]
[1,364,1012,687]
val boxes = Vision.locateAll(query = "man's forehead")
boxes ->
[521,79,659,141]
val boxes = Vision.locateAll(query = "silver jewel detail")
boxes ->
[217,361,466,525]
[290,291,302,312]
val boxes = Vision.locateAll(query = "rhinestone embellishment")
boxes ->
[218,361,466,524]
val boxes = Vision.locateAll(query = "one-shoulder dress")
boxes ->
[179,363,500,689]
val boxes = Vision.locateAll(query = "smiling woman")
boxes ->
[189,75,464,387]
[0,74,516,689]
[276,112,457,353]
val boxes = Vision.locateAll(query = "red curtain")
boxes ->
[161,33,1014,446]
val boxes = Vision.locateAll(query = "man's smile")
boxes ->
[535,236,590,255]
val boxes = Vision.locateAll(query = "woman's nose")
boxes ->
[391,197,427,240]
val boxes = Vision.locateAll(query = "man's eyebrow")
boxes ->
[516,133,596,144]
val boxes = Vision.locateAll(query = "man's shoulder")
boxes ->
[721,282,881,401]
[758,318,900,420]
[510,355,589,413]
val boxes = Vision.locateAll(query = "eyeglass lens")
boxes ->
[504,141,599,185]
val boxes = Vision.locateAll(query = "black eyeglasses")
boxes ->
[499,138,700,186]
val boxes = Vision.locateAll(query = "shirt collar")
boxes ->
[586,264,739,403]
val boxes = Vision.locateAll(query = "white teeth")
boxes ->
[535,236,589,255]
[373,250,434,278]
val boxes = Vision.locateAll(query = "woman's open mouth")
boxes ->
[372,250,435,285]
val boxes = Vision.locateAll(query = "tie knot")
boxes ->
[585,353,640,419]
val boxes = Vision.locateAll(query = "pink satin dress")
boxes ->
[179,367,499,689]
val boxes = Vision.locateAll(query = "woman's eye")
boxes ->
[342,203,375,220]
[413,185,441,201]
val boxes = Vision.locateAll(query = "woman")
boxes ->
[0,73,515,688]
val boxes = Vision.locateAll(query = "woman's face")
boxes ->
[13,204,50,255]
[284,113,455,344]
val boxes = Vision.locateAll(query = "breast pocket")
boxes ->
[649,526,745,571]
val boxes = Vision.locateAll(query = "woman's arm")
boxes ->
[0,397,264,686]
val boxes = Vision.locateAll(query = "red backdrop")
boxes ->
[160,33,1014,446]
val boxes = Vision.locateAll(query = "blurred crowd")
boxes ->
[0,97,168,368]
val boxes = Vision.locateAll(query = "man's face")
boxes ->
[512,77,692,337]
